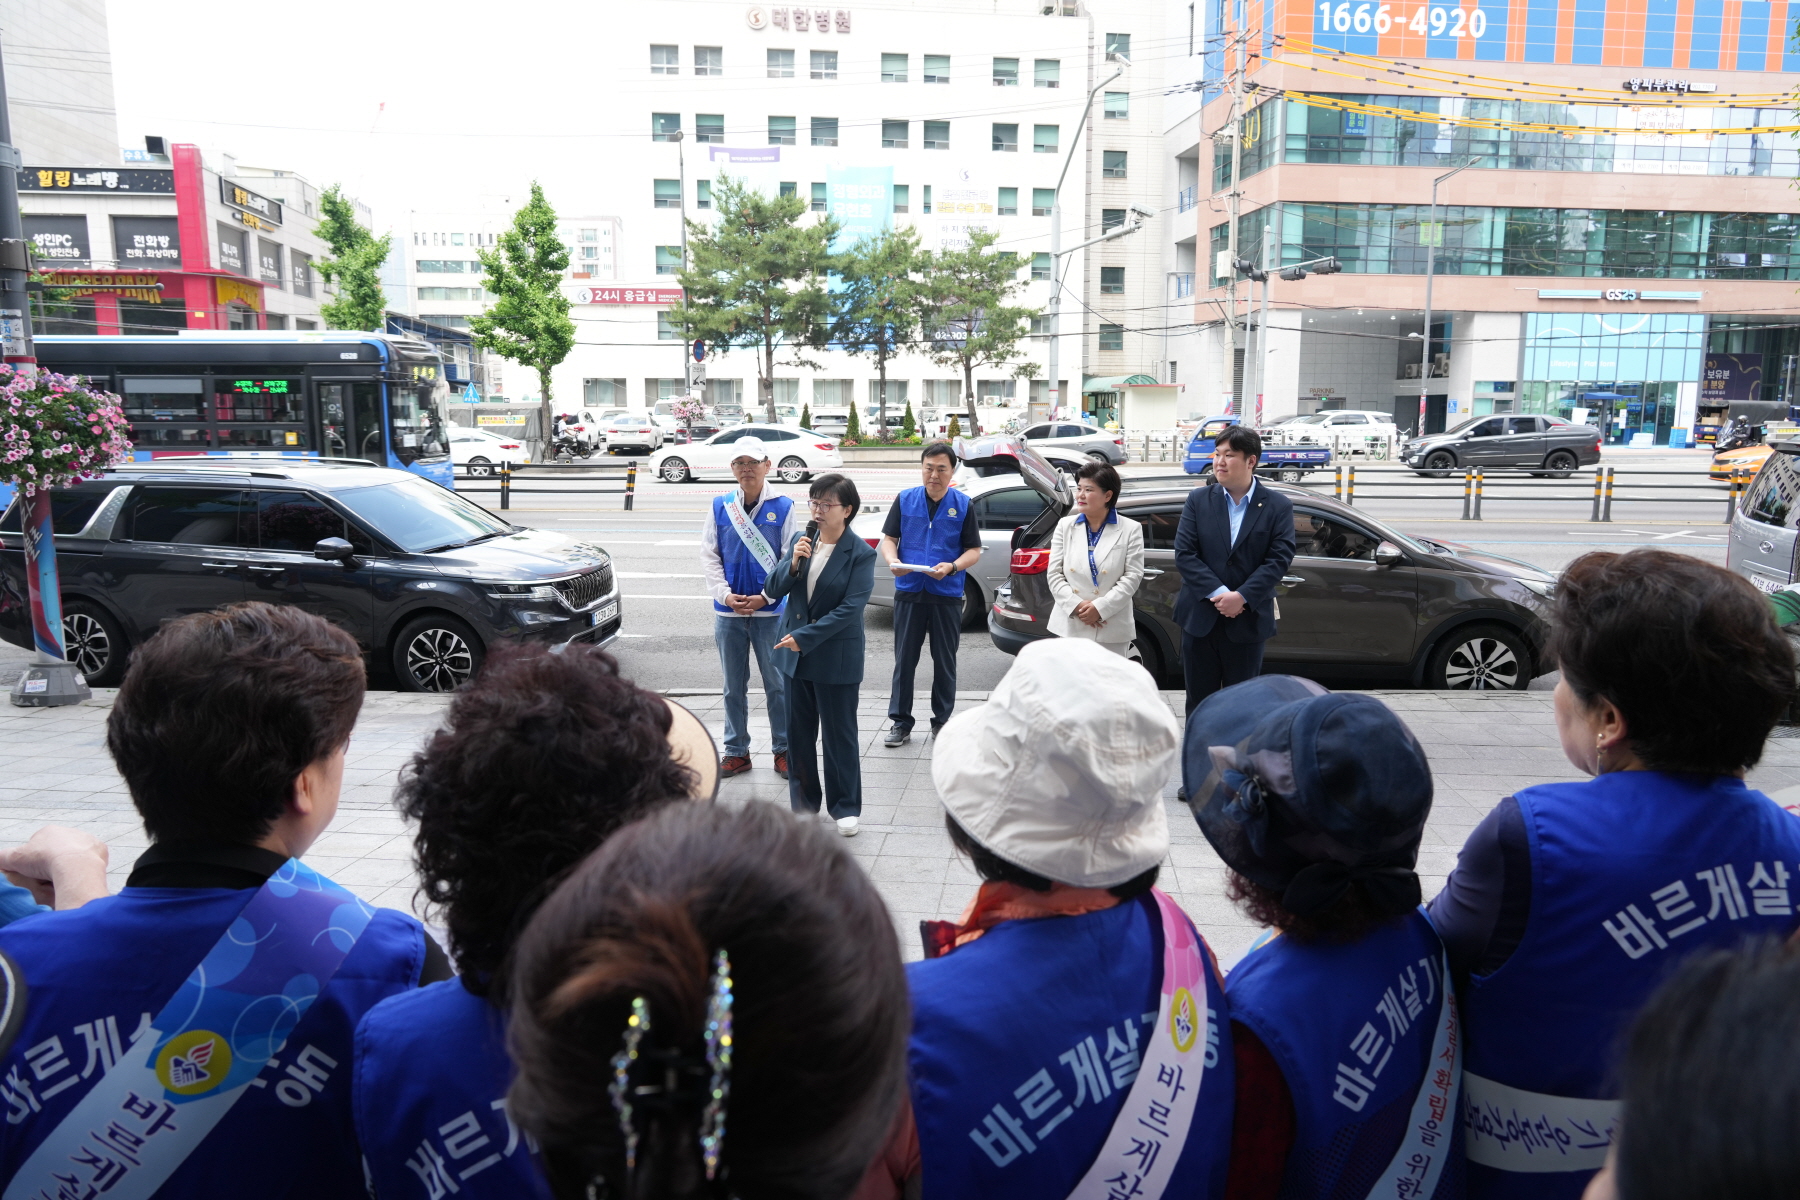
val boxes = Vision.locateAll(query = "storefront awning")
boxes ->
[1082,374,1158,393]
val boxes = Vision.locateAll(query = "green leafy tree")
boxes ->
[919,230,1042,436]
[314,185,391,332]
[831,226,925,441]
[470,182,576,455]
[902,400,916,439]
[671,175,839,423]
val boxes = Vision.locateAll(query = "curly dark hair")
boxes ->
[1225,870,1414,946]
[396,643,698,999]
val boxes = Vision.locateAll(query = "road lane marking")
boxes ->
[616,572,705,579]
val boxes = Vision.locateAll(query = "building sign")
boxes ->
[220,180,283,226]
[934,180,997,251]
[44,271,167,303]
[216,224,248,275]
[826,166,893,248]
[18,167,174,193]
[23,216,89,263]
[230,209,280,233]
[1623,77,1716,93]
[112,216,181,265]
[753,6,852,31]
[576,286,684,305]
[708,146,780,163]
[1701,353,1762,403]
[215,277,264,311]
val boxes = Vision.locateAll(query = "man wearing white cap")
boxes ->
[699,435,804,777]
[860,639,1235,1200]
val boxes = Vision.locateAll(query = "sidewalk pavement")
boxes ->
[6,663,1800,968]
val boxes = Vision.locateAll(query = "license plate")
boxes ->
[593,601,619,627]
[1747,572,1785,595]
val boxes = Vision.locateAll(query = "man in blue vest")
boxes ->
[0,603,446,1199]
[879,442,982,748]
[701,435,802,777]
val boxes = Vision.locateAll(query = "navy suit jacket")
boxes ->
[1173,481,1297,643]
[763,530,876,684]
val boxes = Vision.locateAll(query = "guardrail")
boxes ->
[453,460,639,511]
[1318,462,1744,522]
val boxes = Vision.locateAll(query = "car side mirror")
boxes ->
[1374,541,1405,567]
[314,537,360,569]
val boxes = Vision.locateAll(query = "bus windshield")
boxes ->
[391,373,450,463]
[334,475,511,553]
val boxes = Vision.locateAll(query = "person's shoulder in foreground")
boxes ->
[0,602,437,1200]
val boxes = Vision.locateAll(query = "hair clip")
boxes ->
[698,949,735,1181]
[609,996,651,1173]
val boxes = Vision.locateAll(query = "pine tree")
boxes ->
[801,402,812,429]
[314,185,390,332]
[902,400,916,439]
[919,231,1040,437]
[832,227,924,442]
[846,404,862,443]
[470,182,576,457]
[947,414,962,440]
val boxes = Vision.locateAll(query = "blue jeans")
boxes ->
[714,614,788,758]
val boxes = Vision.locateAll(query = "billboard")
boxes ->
[825,166,893,248]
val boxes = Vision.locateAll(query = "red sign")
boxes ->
[576,286,683,305]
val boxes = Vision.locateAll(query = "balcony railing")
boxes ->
[1174,273,1195,298]
[1177,186,1198,213]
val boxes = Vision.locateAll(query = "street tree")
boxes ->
[314,185,390,332]
[470,182,575,453]
[670,175,838,423]
[831,225,925,440]
[919,230,1041,436]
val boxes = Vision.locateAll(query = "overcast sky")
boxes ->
[108,0,611,229]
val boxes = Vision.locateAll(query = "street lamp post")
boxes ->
[1416,158,1483,437]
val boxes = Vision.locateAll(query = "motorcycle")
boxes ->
[1714,416,1763,452]
[551,433,595,462]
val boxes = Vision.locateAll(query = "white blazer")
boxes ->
[1046,510,1145,644]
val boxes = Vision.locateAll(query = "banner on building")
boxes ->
[1701,352,1762,403]
[23,216,89,263]
[826,166,893,249]
[112,217,181,266]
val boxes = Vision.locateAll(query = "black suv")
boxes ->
[0,461,620,691]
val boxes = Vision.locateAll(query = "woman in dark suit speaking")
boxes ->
[765,473,877,837]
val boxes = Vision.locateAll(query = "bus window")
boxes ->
[319,382,384,463]
[121,378,205,421]
[215,377,308,449]
[390,373,450,465]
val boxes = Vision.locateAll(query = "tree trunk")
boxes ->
[537,366,556,463]
[878,351,889,441]
[763,334,778,424]
[962,362,980,438]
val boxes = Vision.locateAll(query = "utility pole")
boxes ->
[1255,218,1273,426]
[1416,157,1481,437]
[0,37,31,374]
[1220,29,1245,417]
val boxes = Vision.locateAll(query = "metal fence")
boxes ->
[1315,463,1743,522]
[453,460,639,511]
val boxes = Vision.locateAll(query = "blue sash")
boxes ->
[3,861,376,1200]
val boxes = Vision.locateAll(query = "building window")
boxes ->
[451,233,465,246]
[1032,188,1054,217]
[1100,266,1125,293]
[810,50,837,79]
[1103,208,1126,231]
[1033,125,1059,154]
[992,123,1019,152]
[657,312,681,340]
[652,113,681,142]
[1103,150,1128,178]
[654,179,681,208]
[882,120,909,148]
[779,181,797,198]
[811,182,828,212]
[581,246,598,260]
[1099,324,1124,351]
[1105,32,1131,60]
[651,44,679,74]
[811,116,839,147]
[1035,59,1060,87]
[769,115,797,145]
[996,187,1018,216]
[1031,251,1051,280]
[579,228,597,242]
[893,184,910,213]
[923,121,950,150]
[992,57,1018,86]
[768,48,794,77]
[656,246,682,275]
[697,180,713,209]
[418,287,487,301]
[694,45,722,75]
[696,114,724,143]
[923,185,933,213]
[923,54,949,82]
[1104,91,1129,119]
[881,52,908,82]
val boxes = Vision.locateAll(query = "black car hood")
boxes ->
[427,527,612,580]
[1416,537,1555,583]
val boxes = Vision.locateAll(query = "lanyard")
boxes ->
[1085,521,1103,587]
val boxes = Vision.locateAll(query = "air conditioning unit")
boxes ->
[1403,363,1422,379]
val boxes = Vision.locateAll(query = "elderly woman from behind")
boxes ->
[1047,461,1144,655]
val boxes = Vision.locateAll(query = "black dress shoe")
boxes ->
[883,723,911,748]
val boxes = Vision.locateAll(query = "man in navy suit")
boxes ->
[1174,424,1297,714]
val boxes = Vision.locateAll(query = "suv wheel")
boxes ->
[778,456,808,484]
[1087,450,1109,463]
[394,614,485,693]
[1422,450,1457,478]
[62,602,127,688]
[1426,623,1530,690]
[660,457,691,483]
[1542,449,1579,479]
[961,576,985,630]
[466,456,493,479]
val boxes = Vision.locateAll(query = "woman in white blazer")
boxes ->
[1046,462,1145,654]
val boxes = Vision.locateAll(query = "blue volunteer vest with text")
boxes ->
[1228,909,1463,1200]
[1462,772,1800,1200]
[893,486,972,599]
[907,895,1234,1200]
[0,886,427,1199]
[355,979,552,1200]
[712,492,793,615]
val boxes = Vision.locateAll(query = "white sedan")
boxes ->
[448,426,525,477]
[651,424,843,484]
[601,412,664,455]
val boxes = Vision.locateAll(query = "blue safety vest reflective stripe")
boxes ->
[712,493,792,615]
[355,979,553,1199]
[1462,772,1800,1200]
[894,486,971,599]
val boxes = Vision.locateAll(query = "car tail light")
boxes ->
[572,426,584,432]
[1011,548,1050,574]
[1113,437,1124,446]
[815,443,834,451]
[500,443,521,449]
[994,601,1036,622]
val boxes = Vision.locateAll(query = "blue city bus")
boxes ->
[0,331,453,510]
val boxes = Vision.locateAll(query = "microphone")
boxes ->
[800,519,820,581]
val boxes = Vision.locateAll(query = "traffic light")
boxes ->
[1279,266,1308,281]
[1312,257,1343,275]
[1233,256,1267,283]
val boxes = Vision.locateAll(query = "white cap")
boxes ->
[729,436,770,464]
[932,639,1176,888]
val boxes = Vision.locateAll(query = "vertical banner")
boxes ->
[825,165,894,250]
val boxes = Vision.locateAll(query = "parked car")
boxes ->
[650,424,843,484]
[1183,416,1332,481]
[0,460,620,692]
[1403,415,1602,477]
[601,412,664,455]
[988,466,1556,690]
[1727,441,1800,594]
[1019,421,1129,465]
[1264,409,1398,449]
[448,427,525,477]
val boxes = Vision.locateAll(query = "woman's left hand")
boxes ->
[1073,600,1103,628]
[774,634,800,653]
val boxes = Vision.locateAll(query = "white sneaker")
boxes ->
[836,816,860,837]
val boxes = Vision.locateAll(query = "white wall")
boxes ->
[1295,314,1401,415]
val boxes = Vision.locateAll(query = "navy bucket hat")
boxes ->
[1183,676,1433,916]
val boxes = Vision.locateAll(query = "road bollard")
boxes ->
[1727,467,1743,523]
[1472,468,1484,520]
[1334,463,1344,503]
[625,460,638,511]
[500,461,512,511]
[1461,468,1473,520]
[1346,464,1356,507]
[1601,466,1615,522]
[1590,465,1604,522]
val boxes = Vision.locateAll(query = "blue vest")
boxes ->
[893,486,971,599]
[1462,772,1800,1200]
[1228,909,1463,1200]
[907,896,1234,1200]
[0,886,427,1199]
[355,979,553,1199]
[712,492,793,615]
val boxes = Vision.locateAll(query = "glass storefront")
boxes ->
[1519,313,1703,444]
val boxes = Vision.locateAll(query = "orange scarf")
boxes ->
[920,880,1121,959]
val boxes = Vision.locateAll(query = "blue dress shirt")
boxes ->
[1208,479,1257,600]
